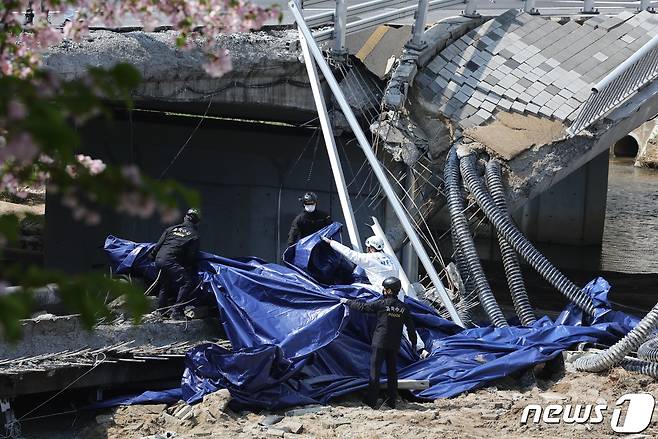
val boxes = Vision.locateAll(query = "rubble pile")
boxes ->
[65,357,658,439]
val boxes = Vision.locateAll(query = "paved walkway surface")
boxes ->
[415,10,658,130]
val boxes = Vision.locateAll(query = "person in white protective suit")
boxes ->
[321,235,397,291]
[321,235,429,358]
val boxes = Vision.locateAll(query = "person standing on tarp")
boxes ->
[150,208,201,319]
[287,192,331,248]
[321,235,397,291]
[340,276,417,409]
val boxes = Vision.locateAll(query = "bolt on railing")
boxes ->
[568,34,658,137]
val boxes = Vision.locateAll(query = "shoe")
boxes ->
[384,398,396,409]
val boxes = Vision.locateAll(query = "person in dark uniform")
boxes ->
[340,277,419,409]
[150,208,201,319]
[286,192,331,247]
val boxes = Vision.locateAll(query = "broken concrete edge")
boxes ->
[500,78,658,211]
[632,116,658,168]
[383,15,489,111]
[0,313,223,360]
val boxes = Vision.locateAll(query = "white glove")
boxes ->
[321,236,331,244]
[339,298,349,304]
[419,349,429,359]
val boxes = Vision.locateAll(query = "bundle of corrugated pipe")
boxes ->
[445,143,658,379]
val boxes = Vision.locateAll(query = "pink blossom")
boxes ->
[121,164,142,185]
[203,50,233,78]
[5,132,39,164]
[76,154,106,175]
[7,99,27,121]
[39,154,55,165]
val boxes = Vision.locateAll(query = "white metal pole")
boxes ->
[289,0,464,327]
[523,0,539,15]
[410,0,429,48]
[582,0,598,14]
[370,216,415,300]
[334,0,347,55]
[463,0,479,18]
[299,32,362,251]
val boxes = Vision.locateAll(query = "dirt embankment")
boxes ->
[40,361,657,439]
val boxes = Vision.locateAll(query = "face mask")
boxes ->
[304,204,316,213]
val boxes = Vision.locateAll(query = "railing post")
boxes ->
[523,0,540,15]
[638,0,655,12]
[408,0,429,49]
[333,0,348,57]
[463,0,480,18]
[582,0,599,14]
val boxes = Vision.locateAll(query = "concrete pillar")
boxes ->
[512,149,609,247]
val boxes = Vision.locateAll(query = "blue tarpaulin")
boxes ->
[102,223,638,410]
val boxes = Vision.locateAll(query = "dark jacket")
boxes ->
[287,209,331,247]
[345,296,417,350]
[151,219,200,268]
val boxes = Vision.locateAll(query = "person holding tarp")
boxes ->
[287,192,332,247]
[150,208,201,319]
[321,235,396,291]
[322,233,429,356]
[340,276,416,409]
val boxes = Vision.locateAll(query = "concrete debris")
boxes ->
[140,432,176,439]
[62,365,658,438]
[284,405,330,417]
[370,112,427,166]
[95,414,114,425]
[201,389,232,419]
[259,415,284,426]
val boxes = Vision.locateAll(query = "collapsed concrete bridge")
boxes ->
[40,9,658,277]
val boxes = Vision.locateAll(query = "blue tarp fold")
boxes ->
[102,223,638,409]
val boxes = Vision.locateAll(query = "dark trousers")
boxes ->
[156,262,194,314]
[368,347,398,408]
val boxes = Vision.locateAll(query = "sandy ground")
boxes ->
[30,356,657,439]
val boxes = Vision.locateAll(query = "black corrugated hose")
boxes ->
[448,166,476,327]
[485,161,537,327]
[458,148,596,316]
[445,147,508,327]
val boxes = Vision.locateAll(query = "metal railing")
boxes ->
[312,0,463,42]
[305,0,410,28]
[568,34,658,137]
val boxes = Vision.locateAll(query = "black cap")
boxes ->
[185,208,200,223]
[301,192,318,205]
[382,276,401,294]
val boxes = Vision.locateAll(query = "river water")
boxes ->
[601,157,658,274]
